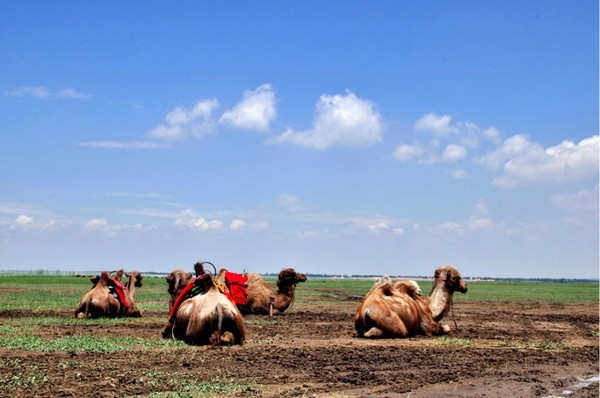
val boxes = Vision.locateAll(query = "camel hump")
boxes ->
[379,282,395,296]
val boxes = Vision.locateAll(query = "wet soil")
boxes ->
[0,297,598,397]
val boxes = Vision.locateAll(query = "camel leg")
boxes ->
[219,331,235,345]
[362,317,411,338]
[363,327,385,338]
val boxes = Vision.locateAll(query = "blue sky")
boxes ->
[0,1,598,278]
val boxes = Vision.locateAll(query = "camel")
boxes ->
[163,272,245,346]
[216,267,307,315]
[74,271,144,319]
[354,265,467,338]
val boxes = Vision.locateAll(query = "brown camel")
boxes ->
[216,268,307,315]
[74,271,144,318]
[165,268,193,309]
[354,265,467,338]
[164,272,245,346]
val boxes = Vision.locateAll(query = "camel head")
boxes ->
[166,269,193,293]
[193,272,216,292]
[276,268,307,290]
[434,266,467,294]
[113,269,125,282]
[125,271,144,288]
[193,262,205,277]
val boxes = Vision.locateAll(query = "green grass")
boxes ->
[301,277,599,304]
[0,331,185,353]
[138,376,258,398]
[0,274,597,314]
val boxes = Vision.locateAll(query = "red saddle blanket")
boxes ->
[225,271,248,306]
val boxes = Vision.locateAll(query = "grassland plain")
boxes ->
[0,273,598,397]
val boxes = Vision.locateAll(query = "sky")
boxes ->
[0,1,598,279]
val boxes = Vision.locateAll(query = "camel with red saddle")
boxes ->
[74,270,143,318]
[162,263,245,345]
[354,265,467,338]
[216,267,307,315]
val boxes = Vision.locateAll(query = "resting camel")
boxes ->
[216,267,307,315]
[74,271,144,319]
[354,265,467,338]
[163,272,245,346]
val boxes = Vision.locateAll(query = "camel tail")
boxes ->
[209,304,224,346]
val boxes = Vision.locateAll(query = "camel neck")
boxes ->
[428,279,452,321]
[126,277,135,296]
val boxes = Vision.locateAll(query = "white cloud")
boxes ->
[468,218,493,230]
[83,218,109,232]
[173,209,224,231]
[219,84,276,132]
[489,135,599,188]
[395,113,500,166]
[147,98,219,141]
[10,214,69,232]
[14,214,33,226]
[483,127,503,144]
[393,144,423,161]
[6,86,90,100]
[268,91,382,149]
[230,219,247,230]
[366,222,389,233]
[441,144,467,162]
[279,193,303,212]
[476,134,538,170]
[82,218,147,236]
[434,200,497,235]
[80,140,167,149]
[551,186,599,212]
[414,113,457,136]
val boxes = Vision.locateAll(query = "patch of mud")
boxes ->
[0,301,597,397]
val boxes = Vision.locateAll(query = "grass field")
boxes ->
[0,275,597,313]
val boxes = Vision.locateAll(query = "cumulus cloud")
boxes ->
[394,113,499,166]
[83,218,109,232]
[442,144,467,162]
[393,144,423,161]
[147,98,219,141]
[82,84,275,149]
[174,210,224,231]
[14,214,34,226]
[230,219,247,230]
[481,135,599,188]
[10,214,69,232]
[219,84,276,132]
[475,134,538,170]
[414,113,457,136]
[267,91,382,149]
[6,86,91,100]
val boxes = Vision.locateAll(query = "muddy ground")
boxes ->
[0,295,598,397]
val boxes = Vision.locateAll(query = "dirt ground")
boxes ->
[0,295,598,397]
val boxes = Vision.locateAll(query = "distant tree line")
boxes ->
[0,269,597,284]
